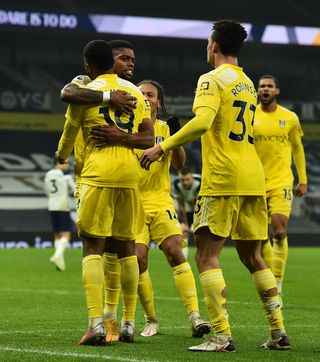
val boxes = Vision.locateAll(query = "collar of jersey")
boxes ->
[216,63,243,72]
[95,73,118,81]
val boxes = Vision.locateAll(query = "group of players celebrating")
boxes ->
[54,19,307,352]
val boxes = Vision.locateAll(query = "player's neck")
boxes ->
[261,101,277,113]
[215,55,238,68]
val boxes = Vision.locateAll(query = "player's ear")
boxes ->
[276,87,280,96]
[213,42,220,54]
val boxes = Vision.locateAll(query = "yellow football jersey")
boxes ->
[192,64,265,196]
[254,104,304,190]
[58,73,150,189]
[135,118,174,211]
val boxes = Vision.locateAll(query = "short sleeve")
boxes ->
[192,74,221,114]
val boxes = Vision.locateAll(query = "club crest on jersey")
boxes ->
[279,120,286,128]
[156,136,164,144]
[200,81,209,91]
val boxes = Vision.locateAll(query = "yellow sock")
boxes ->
[252,268,284,331]
[103,252,120,319]
[82,255,104,320]
[261,239,273,269]
[272,236,288,291]
[138,270,156,318]
[120,255,139,321]
[200,269,230,335]
[172,262,199,315]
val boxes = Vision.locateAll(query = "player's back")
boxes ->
[193,64,265,196]
[44,168,71,211]
[73,74,149,189]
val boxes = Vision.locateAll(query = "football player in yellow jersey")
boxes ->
[60,40,140,187]
[59,40,154,344]
[136,80,211,338]
[91,80,211,339]
[56,40,153,346]
[254,75,308,304]
[140,20,289,352]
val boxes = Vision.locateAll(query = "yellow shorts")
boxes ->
[136,206,182,248]
[266,187,292,219]
[77,184,145,240]
[193,195,268,240]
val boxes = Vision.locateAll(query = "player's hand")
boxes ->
[140,145,164,170]
[167,115,181,135]
[90,125,123,147]
[54,151,67,165]
[295,183,308,197]
[110,90,137,114]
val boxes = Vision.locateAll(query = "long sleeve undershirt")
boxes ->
[160,107,216,153]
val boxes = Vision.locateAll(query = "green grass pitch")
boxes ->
[0,246,319,361]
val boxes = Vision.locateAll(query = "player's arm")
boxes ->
[60,75,137,113]
[61,83,103,104]
[90,118,154,149]
[140,106,215,170]
[56,106,81,163]
[167,115,186,170]
[290,124,308,196]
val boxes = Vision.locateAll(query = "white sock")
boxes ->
[54,237,69,258]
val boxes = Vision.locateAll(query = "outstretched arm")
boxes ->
[60,75,137,113]
[60,83,103,105]
[90,118,154,149]
[140,106,215,170]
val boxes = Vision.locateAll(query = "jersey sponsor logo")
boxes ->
[200,81,209,91]
[254,135,289,142]
[279,119,286,128]
[197,81,214,97]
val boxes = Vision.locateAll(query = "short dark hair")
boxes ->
[258,74,279,88]
[211,20,247,57]
[83,40,114,71]
[137,79,167,118]
[108,40,134,51]
[179,166,192,175]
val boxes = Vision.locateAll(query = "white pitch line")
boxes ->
[0,346,159,362]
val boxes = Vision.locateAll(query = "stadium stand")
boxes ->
[0,0,319,246]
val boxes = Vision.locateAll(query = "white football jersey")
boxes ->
[171,174,201,212]
[44,168,75,211]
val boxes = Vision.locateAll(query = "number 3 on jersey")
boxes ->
[229,100,255,144]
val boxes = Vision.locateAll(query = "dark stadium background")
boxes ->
[0,0,319,246]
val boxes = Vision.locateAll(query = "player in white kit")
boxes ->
[44,160,75,271]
